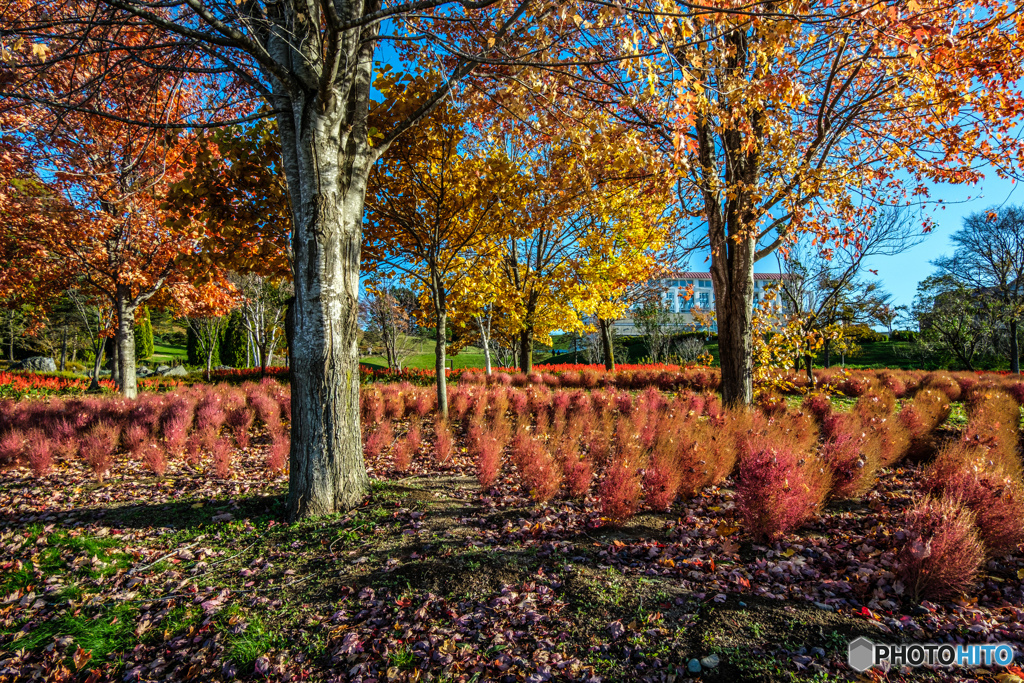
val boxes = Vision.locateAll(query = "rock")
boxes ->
[156,365,171,373]
[811,647,826,658]
[794,646,807,655]
[214,365,233,371]
[700,654,720,669]
[813,601,834,611]
[162,365,188,377]
[738,601,747,607]
[687,659,701,674]
[9,356,57,373]
[136,367,153,378]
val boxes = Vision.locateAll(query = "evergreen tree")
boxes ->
[134,306,154,361]
[219,311,248,368]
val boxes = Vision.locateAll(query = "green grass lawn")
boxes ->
[148,344,188,363]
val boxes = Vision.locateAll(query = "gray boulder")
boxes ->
[214,365,234,371]
[162,365,188,377]
[137,367,154,378]
[156,365,171,373]
[10,356,57,373]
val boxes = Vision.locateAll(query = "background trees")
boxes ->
[538,0,1024,404]
[932,208,1024,373]
[364,102,517,418]
[778,209,920,379]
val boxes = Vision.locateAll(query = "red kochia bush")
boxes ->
[736,446,830,541]
[24,429,53,476]
[363,421,393,460]
[599,458,643,522]
[143,442,168,476]
[226,406,255,449]
[79,421,119,482]
[0,430,23,466]
[896,496,984,602]
[474,434,502,489]
[819,431,875,499]
[938,469,1024,556]
[391,437,412,472]
[267,431,289,474]
[643,448,682,510]
[513,436,562,503]
[434,420,454,464]
[210,438,233,479]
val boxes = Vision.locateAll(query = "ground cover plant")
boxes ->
[1,369,1024,682]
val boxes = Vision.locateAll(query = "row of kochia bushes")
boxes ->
[456,366,1020,399]
[361,375,1024,601]
[2,370,1021,602]
[0,378,291,479]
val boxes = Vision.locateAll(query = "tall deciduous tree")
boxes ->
[934,207,1024,374]
[547,0,1024,404]
[364,100,517,419]
[0,0,586,519]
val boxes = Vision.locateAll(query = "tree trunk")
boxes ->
[519,327,533,374]
[205,340,215,382]
[114,287,138,399]
[88,339,105,392]
[804,354,814,386]
[599,318,615,371]
[476,315,492,375]
[109,336,120,387]
[434,304,448,421]
[59,324,68,372]
[709,233,756,407]
[1011,318,1020,375]
[823,338,832,368]
[279,100,371,521]
[7,314,14,363]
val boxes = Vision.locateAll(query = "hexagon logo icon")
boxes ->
[848,637,875,672]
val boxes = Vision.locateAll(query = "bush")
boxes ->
[890,330,920,343]
[24,429,53,476]
[736,445,830,541]
[842,324,887,344]
[134,306,154,361]
[599,458,643,522]
[474,433,502,489]
[267,431,289,474]
[433,420,454,464]
[225,406,254,449]
[896,496,984,602]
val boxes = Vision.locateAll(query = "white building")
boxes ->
[612,272,795,335]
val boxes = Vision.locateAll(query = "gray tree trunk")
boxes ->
[1011,318,1020,374]
[709,232,755,407]
[276,91,372,520]
[114,286,138,399]
[435,307,448,420]
[89,339,105,392]
[476,314,492,375]
[599,318,616,371]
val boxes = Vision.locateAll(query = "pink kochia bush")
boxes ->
[736,445,830,541]
[896,496,984,602]
[266,431,290,474]
[599,458,643,522]
[24,429,53,476]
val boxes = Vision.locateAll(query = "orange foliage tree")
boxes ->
[524,0,1024,404]
[0,78,236,397]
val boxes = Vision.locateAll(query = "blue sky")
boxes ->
[747,175,1021,310]
[854,177,1021,308]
